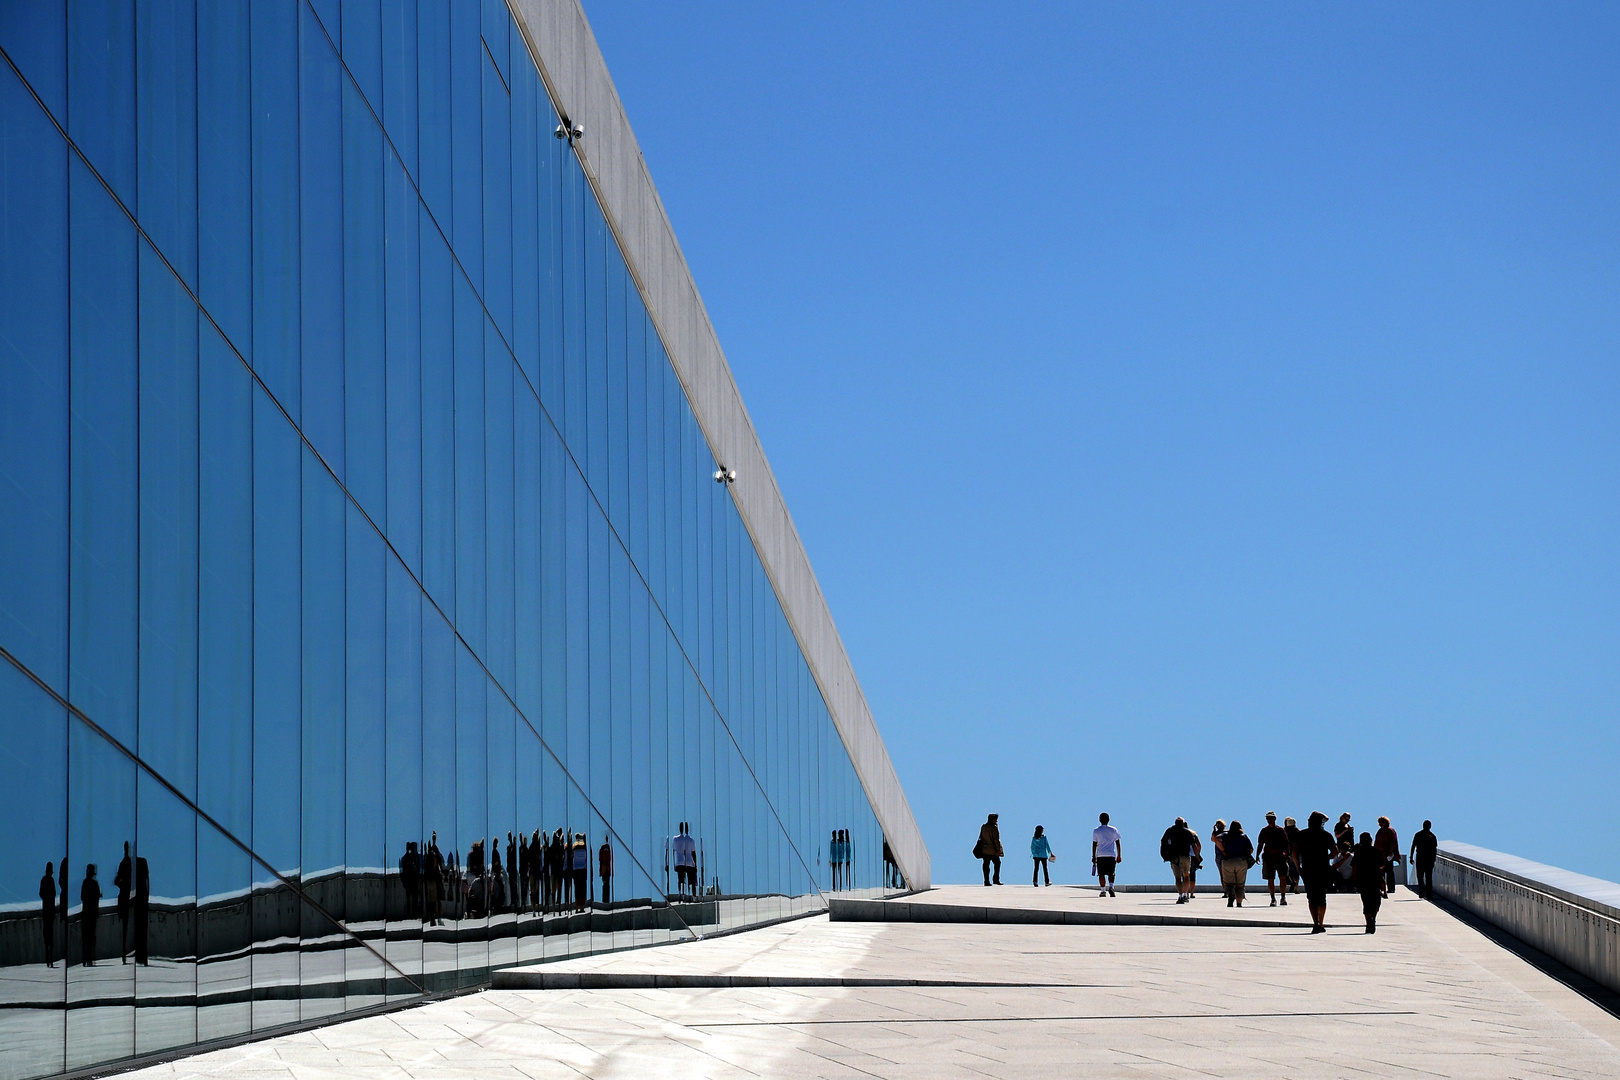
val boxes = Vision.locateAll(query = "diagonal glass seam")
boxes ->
[0,640,429,996]
[4,26,839,909]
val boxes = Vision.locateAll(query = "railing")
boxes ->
[1432,841,1620,995]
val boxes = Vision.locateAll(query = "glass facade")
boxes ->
[0,4,905,1077]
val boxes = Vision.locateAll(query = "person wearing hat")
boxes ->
[1297,811,1338,933]
[1255,812,1292,907]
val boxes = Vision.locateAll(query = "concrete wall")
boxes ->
[504,0,930,889]
[1432,842,1620,995]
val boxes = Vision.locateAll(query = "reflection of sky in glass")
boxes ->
[0,2,901,1076]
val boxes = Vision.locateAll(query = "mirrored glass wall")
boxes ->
[0,3,906,1077]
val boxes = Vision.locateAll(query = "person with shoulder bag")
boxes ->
[974,814,1003,886]
[1220,820,1254,907]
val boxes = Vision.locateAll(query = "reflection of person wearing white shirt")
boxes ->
[670,822,698,896]
[1092,813,1122,898]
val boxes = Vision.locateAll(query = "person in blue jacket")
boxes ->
[1031,826,1054,886]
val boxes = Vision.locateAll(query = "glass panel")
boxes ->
[0,61,70,694]
[343,77,387,520]
[510,53,539,389]
[448,0,481,295]
[136,0,198,288]
[383,556,424,997]
[419,610,456,993]
[380,1,418,180]
[197,0,252,359]
[299,4,344,471]
[514,388,542,720]
[414,0,450,227]
[453,270,486,657]
[453,643,486,984]
[481,47,512,344]
[66,722,136,1070]
[485,693,516,971]
[341,0,382,109]
[68,155,138,749]
[67,0,135,207]
[485,332,516,691]
[0,3,66,127]
[419,215,455,612]
[384,151,423,576]
[133,770,197,1057]
[344,506,387,1012]
[0,662,67,1080]
[248,0,300,414]
[137,241,199,795]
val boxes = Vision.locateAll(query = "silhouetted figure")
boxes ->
[1221,821,1253,907]
[114,842,133,964]
[570,833,589,910]
[401,841,422,920]
[975,814,1003,886]
[1256,812,1291,907]
[529,829,542,908]
[598,840,613,905]
[671,823,697,898]
[492,856,509,914]
[1160,816,1201,902]
[1297,811,1337,933]
[39,863,56,967]
[1334,813,1354,850]
[466,839,486,917]
[425,834,445,924]
[59,854,69,950]
[518,832,531,912]
[1374,816,1400,894]
[506,833,518,913]
[548,828,566,907]
[1409,820,1438,899]
[132,856,150,965]
[841,829,852,889]
[1352,832,1385,933]
[80,864,101,966]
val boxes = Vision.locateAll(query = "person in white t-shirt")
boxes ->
[1092,813,1123,898]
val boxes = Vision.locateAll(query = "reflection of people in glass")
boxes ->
[598,839,613,905]
[401,841,422,920]
[114,841,133,964]
[132,855,150,966]
[492,852,509,913]
[547,828,565,908]
[883,838,901,889]
[39,862,57,967]
[79,864,101,966]
[517,832,530,912]
[528,829,542,909]
[425,833,445,925]
[570,832,588,911]
[842,830,853,890]
[670,823,697,897]
[466,839,486,916]
[506,833,518,913]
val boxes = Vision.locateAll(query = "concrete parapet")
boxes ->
[827,896,1300,930]
[1432,842,1620,995]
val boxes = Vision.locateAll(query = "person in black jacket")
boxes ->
[132,856,150,966]
[79,864,101,966]
[114,842,133,964]
[1409,821,1439,900]
[39,863,56,968]
[1296,811,1337,934]
[1351,832,1386,933]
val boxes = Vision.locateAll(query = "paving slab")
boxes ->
[120,888,1620,1080]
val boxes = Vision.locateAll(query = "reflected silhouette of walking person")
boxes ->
[80,864,101,966]
[132,856,150,965]
[598,839,613,904]
[39,862,56,967]
[114,842,133,963]
[425,833,445,924]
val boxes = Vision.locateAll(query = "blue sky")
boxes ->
[581,2,1620,884]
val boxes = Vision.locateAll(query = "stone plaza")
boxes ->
[120,886,1620,1080]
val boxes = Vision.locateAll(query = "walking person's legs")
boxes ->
[983,856,993,887]
[991,856,1001,885]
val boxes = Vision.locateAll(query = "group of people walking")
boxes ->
[974,810,1442,935]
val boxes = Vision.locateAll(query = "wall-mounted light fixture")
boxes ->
[714,466,737,485]
[554,120,584,144]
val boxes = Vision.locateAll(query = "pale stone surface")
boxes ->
[120,887,1620,1079]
